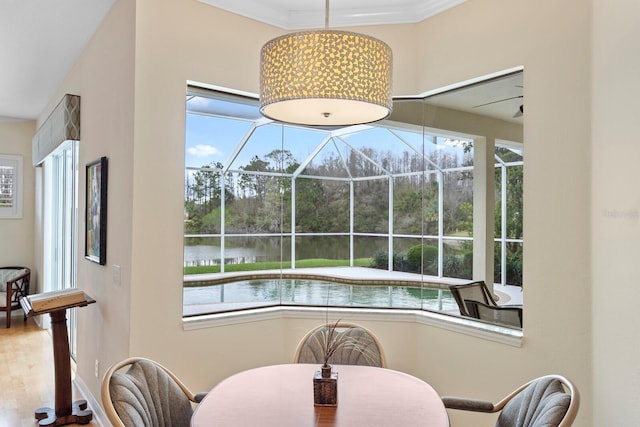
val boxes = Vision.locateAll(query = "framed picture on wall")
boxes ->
[85,156,108,265]
[0,154,23,219]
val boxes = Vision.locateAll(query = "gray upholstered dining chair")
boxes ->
[101,357,207,427]
[0,266,30,328]
[442,374,579,427]
[294,322,387,368]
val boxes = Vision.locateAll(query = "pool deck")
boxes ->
[184,266,523,305]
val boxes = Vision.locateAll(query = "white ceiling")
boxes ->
[0,0,116,121]
[0,0,466,122]
[425,71,524,124]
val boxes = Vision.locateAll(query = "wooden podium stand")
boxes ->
[21,291,96,426]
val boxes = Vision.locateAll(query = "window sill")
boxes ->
[182,306,523,347]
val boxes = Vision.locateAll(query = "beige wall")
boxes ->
[413,1,593,425]
[36,0,136,396]
[591,0,640,424]
[33,0,640,424]
[127,0,592,425]
[126,0,431,386]
[0,120,36,270]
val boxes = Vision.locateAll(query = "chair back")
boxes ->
[0,266,30,328]
[450,281,497,317]
[465,299,523,328]
[294,322,386,368]
[102,357,199,427]
[496,375,579,427]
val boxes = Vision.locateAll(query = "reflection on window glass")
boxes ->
[495,144,524,286]
[184,73,524,319]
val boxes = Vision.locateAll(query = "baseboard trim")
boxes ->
[74,374,108,426]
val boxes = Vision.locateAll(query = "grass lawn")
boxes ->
[184,258,372,275]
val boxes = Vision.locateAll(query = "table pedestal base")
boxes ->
[35,399,93,426]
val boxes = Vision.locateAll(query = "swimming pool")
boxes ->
[183,277,457,316]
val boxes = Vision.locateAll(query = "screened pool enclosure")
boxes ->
[184,71,524,314]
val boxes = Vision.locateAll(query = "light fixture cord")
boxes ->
[325,0,329,29]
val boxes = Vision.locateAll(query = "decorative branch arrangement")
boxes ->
[320,319,344,368]
[317,319,380,370]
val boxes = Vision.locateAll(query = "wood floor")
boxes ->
[0,314,101,427]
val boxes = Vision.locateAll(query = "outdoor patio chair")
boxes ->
[101,357,207,427]
[442,374,579,427]
[464,299,523,328]
[0,266,30,328]
[294,322,387,368]
[449,280,498,317]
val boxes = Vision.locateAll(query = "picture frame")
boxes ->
[0,154,23,219]
[85,156,108,265]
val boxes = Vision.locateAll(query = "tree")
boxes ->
[295,177,328,232]
[185,162,228,234]
[238,156,269,198]
[494,163,523,285]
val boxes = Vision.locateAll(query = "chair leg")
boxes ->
[5,306,10,328]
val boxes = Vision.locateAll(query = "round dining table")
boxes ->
[191,363,449,427]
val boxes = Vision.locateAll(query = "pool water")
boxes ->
[183,278,457,314]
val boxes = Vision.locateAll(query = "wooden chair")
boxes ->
[0,266,30,328]
[465,299,523,328]
[294,322,387,368]
[101,357,207,427]
[442,374,579,426]
[449,280,498,317]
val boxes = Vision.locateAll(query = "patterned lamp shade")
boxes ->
[260,30,393,126]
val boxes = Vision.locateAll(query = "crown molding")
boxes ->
[197,0,466,30]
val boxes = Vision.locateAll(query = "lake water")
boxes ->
[184,244,263,266]
[183,236,413,267]
[183,278,457,314]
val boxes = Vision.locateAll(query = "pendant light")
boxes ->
[259,0,393,126]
